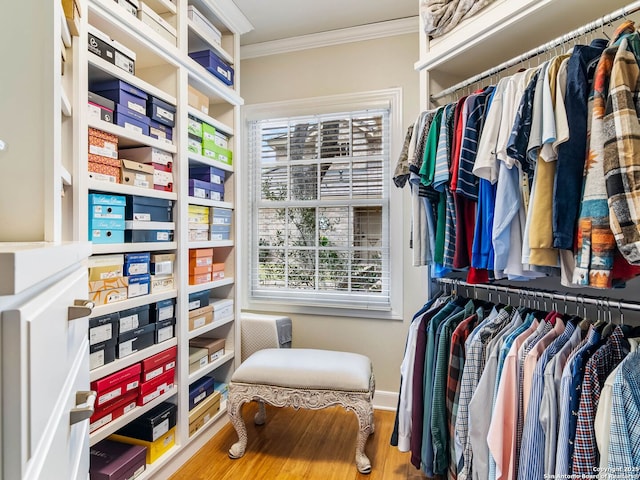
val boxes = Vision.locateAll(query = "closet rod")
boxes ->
[435,277,640,312]
[430,0,640,102]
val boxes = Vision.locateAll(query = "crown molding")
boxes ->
[241,16,419,60]
[214,0,254,35]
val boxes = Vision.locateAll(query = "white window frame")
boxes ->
[240,89,404,320]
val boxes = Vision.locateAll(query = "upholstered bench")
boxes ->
[227,348,376,474]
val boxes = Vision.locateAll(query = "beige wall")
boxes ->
[239,33,426,395]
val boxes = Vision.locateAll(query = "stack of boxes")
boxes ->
[188,376,220,435]
[121,146,174,192]
[189,164,225,201]
[89,346,177,434]
[125,195,174,243]
[89,194,126,244]
[187,114,232,166]
[150,253,176,294]
[188,205,209,242]
[210,207,232,241]
[187,289,213,331]
[89,254,128,306]
[189,48,234,87]
[188,248,224,285]
[189,337,225,371]
[88,128,120,183]
[124,252,151,299]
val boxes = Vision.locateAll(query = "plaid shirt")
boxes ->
[608,350,640,469]
[572,327,627,476]
[446,311,480,480]
[455,307,512,480]
[603,32,640,263]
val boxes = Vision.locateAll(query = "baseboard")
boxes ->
[373,390,398,411]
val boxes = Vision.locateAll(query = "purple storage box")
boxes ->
[90,439,146,480]
[116,111,151,136]
[208,182,224,201]
[189,165,225,185]
[189,50,234,86]
[188,178,213,199]
[149,120,173,142]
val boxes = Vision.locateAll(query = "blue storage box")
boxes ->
[188,178,212,199]
[151,298,176,322]
[124,252,151,276]
[125,196,173,222]
[125,230,174,243]
[147,96,176,128]
[91,79,149,100]
[188,376,216,410]
[188,50,234,86]
[188,290,210,311]
[117,323,155,358]
[91,79,148,115]
[90,229,125,244]
[115,111,151,136]
[90,217,126,230]
[91,205,126,221]
[89,193,127,206]
[149,120,173,142]
[127,274,151,298]
[189,166,225,185]
[155,318,176,343]
[118,304,150,334]
[209,182,224,202]
[211,207,232,225]
[209,224,231,241]
[115,103,150,125]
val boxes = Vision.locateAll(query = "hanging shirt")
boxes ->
[393,124,414,188]
[420,107,445,187]
[433,104,454,192]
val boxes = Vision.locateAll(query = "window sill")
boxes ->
[243,298,403,321]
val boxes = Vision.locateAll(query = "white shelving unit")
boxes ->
[92,242,178,254]
[88,179,178,200]
[88,118,178,152]
[187,351,234,384]
[187,277,235,294]
[91,290,178,318]
[187,314,234,340]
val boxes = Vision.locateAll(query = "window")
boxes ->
[244,90,402,314]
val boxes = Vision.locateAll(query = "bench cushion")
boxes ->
[231,348,372,392]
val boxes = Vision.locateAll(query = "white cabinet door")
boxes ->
[2,266,91,480]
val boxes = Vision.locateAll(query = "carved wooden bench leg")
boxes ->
[227,389,249,459]
[351,398,374,474]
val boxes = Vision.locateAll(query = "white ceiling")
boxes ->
[233,0,418,45]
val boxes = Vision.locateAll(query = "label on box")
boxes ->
[90,413,112,433]
[90,350,105,370]
[115,51,135,75]
[157,232,170,241]
[90,324,112,345]
[134,175,149,188]
[150,126,168,140]
[158,304,174,321]
[166,360,176,370]
[155,170,173,187]
[194,392,206,405]
[128,281,149,298]
[119,340,134,358]
[153,419,169,440]
[154,261,173,276]
[134,213,151,221]
[210,349,224,362]
[119,314,139,332]
[145,366,163,382]
[193,257,212,267]
[192,187,206,198]
[124,402,136,414]
[193,316,206,329]
[143,390,161,405]
[158,325,173,343]
[89,144,118,159]
[156,106,174,122]
[99,387,122,405]
[127,263,148,275]
[210,190,222,201]
[199,356,207,369]
[90,172,118,183]
[127,380,139,391]
[123,119,143,134]
[188,300,200,310]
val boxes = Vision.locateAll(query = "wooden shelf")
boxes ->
[91,290,177,319]
[187,197,233,209]
[92,242,177,254]
[188,315,235,340]
[187,151,234,173]
[187,240,233,249]
[88,179,178,200]
[187,277,234,294]
[187,106,233,137]
[188,351,234,384]
[90,338,178,382]
[187,19,234,65]
[89,386,178,445]
[88,118,177,153]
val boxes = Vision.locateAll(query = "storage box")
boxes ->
[89,440,146,479]
[187,85,209,114]
[189,248,213,262]
[187,115,203,138]
[110,427,176,464]
[114,401,177,442]
[92,363,141,407]
[189,347,208,374]
[90,216,126,231]
[155,318,175,343]
[189,165,225,185]
[90,193,126,207]
[89,162,121,183]
[189,337,225,363]
[88,153,121,168]
[213,130,229,149]
[138,368,175,406]
[89,312,119,346]
[138,1,178,46]
[125,229,174,243]
[89,128,118,159]
[115,111,151,136]
[89,390,137,434]
[188,289,210,311]
[141,346,177,382]
[188,375,216,410]
[188,178,213,199]
[92,79,148,115]
[115,102,151,125]
[211,207,232,225]
[88,254,124,281]
[120,146,173,170]
[201,122,216,143]
[188,205,209,223]
[211,298,234,320]
[115,0,138,16]
[88,25,136,74]
[153,169,174,192]
[124,252,151,276]
[209,224,231,241]
[90,229,125,245]
[188,305,213,331]
[126,196,173,222]
[150,275,175,294]
[118,304,150,334]
[188,227,209,242]
[187,136,201,154]
[91,287,128,305]
[88,277,128,293]
[90,338,117,370]
[189,49,234,86]
[189,262,212,276]
[91,205,126,223]
[188,390,221,436]
[117,323,155,358]
[202,143,232,165]
[214,381,229,402]
[151,253,175,276]
[187,5,222,46]
[127,274,151,298]
[147,96,176,128]
[189,273,212,285]
[88,92,115,123]
[149,120,174,143]
[150,298,175,322]
[120,160,153,189]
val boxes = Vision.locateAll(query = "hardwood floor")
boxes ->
[170,403,428,480]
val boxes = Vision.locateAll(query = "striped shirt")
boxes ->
[433,104,454,191]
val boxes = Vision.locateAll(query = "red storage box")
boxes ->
[141,346,177,383]
[138,368,175,406]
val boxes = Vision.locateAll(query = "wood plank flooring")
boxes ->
[170,403,428,480]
